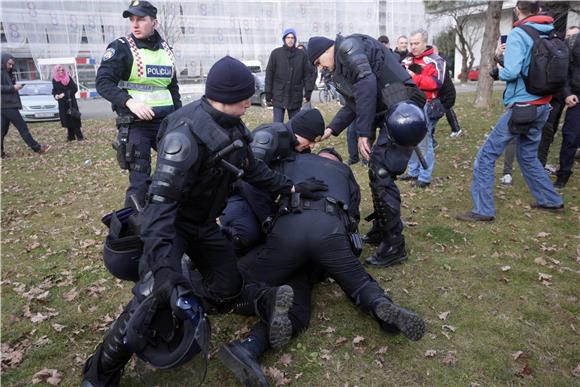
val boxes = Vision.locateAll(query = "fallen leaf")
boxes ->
[279,353,292,367]
[536,232,550,238]
[442,351,458,365]
[515,363,532,378]
[438,311,450,321]
[443,324,457,332]
[32,368,62,385]
[335,336,347,345]
[501,265,511,272]
[534,257,548,266]
[353,335,365,344]
[375,345,389,354]
[63,288,78,302]
[321,326,336,334]
[572,363,580,377]
[511,351,524,360]
[425,349,437,357]
[264,366,290,386]
[52,323,66,333]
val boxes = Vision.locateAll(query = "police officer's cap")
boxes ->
[123,0,157,18]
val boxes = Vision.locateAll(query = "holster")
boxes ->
[112,116,134,170]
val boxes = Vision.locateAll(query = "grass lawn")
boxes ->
[1,92,579,386]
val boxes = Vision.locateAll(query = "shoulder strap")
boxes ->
[518,25,542,41]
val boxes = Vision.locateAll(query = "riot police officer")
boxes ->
[82,56,328,387]
[96,1,181,208]
[220,108,326,253]
[307,34,427,268]
[219,149,426,386]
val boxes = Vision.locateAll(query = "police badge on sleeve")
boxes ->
[102,48,116,61]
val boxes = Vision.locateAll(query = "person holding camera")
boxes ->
[457,1,563,222]
[52,65,84,142]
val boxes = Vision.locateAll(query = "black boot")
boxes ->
[254,285,294,349]
[554,173,570,189]
[365,238,407,267]
[81,300,136,387]
[372,297,425,341]
[218,341,269,387]
[362,222,382,246]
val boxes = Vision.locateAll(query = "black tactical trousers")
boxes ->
[238,210,385,324]
[125,123,159,208]
[368,133,414,243]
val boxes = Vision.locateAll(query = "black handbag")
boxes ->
[508,104,537,135]
[66,92,81,119]
[426,98,445,120]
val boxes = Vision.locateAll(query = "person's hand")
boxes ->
[126,98,155,120]
[304,91,312,103]
[407,69,416,77]
[151,267,192,304]
[496,43,506,56]
[497,62,504,70]
[321,128,333,140]
[14,84,24,91]
[265,93,272,103]
[59,93,65,99]
[565,94,579,108]
[358,137,372,161]
[292,177,328,200]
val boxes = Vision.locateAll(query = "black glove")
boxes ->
[294,177,328,200]
[406,86,426,108]
[408,63,423,74]
[151,267,192,304]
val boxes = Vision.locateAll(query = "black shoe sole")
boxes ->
[268,285,294,349]
[364,253,408,268]
[218,345,269,387]
[375,301,425,341]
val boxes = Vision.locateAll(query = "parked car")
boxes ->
[457,67,480,82]
[250,71,268,108]
[18,80,60,122]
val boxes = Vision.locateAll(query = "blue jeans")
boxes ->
[273,106,299,123]
[346,124,359,162]
[471,104,563,217]
[406,102,438,183]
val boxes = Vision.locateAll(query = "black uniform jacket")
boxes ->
[327,34,413,139]
[96,31,181,121]
[1,53,22,109]
[139,97,292,272]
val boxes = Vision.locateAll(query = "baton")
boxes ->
[414,146,428,170]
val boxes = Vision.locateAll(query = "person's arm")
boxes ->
[328,104,357,135]
[95,39,133,108]
[69,78,78,94]
[347,169,361,227]
[303,55,316,101]
[499,30,527,82]
[139,118,202,274]
[1,72,17,94]
[411,61,443,92]
[242,150,293,195]
[168,72,182,109]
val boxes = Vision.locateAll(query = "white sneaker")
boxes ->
[500,174,513,185]
[544,164,557,175]
[450,129,463,138]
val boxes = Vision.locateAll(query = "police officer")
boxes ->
[307,34,427,268]
[82,56,329,387]
[218,149,426,386]
[96,1,181,208]
[220,108,326,253]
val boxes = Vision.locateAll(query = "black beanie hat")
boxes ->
[205,56,255,104]
[307,36,334,65]
[289,109,325,142]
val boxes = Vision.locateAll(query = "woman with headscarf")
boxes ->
[52,65,84,141]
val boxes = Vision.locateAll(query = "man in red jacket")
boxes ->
[401,29,446,188]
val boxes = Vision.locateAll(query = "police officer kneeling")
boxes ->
[307,34,427,267]
[81,56,328,387]
[96,1,181,208]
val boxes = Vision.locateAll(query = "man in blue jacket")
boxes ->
[457,1,563,222]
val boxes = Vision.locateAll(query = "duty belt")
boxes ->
[278,194,348,216]
[118,81,167,92]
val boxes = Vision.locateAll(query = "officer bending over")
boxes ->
[96,1,181,208]
[308,34,427,268]
[219,148,426,387]
[220,108,326,253]
[81,56,328,387]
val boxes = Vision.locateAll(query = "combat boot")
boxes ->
[554,174,569,189]
[372,297,425,341]
[362,222,382,246]
[365,239,407,267]
[254,285,294,349]
[218,341,269,387]
[81,300,137,387]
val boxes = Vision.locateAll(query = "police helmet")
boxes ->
[103,235,142,282]
[124,289,210,372]
[385,101,427,147]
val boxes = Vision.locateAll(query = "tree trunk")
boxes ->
[474,1,503,108]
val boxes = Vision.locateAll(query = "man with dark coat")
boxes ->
[308,33,427,268]
[218,148,425,387]
[81,56,328,387]
[96,0,181,208]
[265,28,316,122]
[1,53,49,158]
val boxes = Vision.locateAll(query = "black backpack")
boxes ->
[518,25,569,95]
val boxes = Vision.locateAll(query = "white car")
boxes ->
[18,80,60,122]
